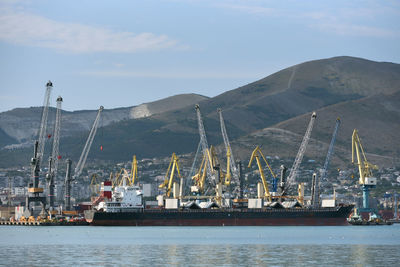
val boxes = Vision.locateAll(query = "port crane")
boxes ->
[117,169,132,186]
[112,168,126,187]
[37,81,53,161]
[311,118,341,208]
[218,108,240,195]
[112,156,138,187]
[284,112,317,195]
[46,96,63,209]
[90,173,100,196]
[26,81,53,216]
[130,155,138,185]
[248,146,277,202]
[159,153,182,198]
[196,104,214,180]
[64,106,104,210]
[351,129,378,211]
[191,146,219,194]
[189,105,216,194]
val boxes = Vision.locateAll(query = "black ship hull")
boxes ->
[85,205,354,226]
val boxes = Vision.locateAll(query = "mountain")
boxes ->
[231,90,400,168]
[0,93,208,144]
[1,56,399,168]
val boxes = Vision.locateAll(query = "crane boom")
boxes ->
[351,129,378,185]
[248,146,276,202]
[37,81,53,161]
[131,155,138,185]
[351,129,378,210]
[51,96,63,177]
[218,108,240,188]
[313,118,340,207]
[185,141,201,195]
[73,106,104,179]
[191,146,217,194]
[46,96,63,208]
[195,105,215,183]
[159,153,182,197]
[285,112,317,193]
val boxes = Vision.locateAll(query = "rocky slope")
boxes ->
[0,93,208,145]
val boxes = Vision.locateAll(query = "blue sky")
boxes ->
[0,0,399,112]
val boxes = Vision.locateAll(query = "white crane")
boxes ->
[195,104,215,183]
[73,106,104,180]
[284,112,317,194]
[27,81,53,215]
[64,106,103,210]
[37,81,53,162]
[51,96,63,176]
[218,108,240,192]
[46,96,63,208]
[312,118,340,207]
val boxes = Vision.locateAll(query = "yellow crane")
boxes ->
[191,146,221,194]
[352,129,378,185]
[159,153,182,198]
[224,147,232,186]
[248,146,277,202]
[90,173,100,196]
[130,155,138,185]
[112,168,125,188]
[351,129,378,210]
[118,169,131,186]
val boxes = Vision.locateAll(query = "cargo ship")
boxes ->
[84,182,354,226]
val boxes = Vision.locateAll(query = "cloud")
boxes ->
[0,9,183,53]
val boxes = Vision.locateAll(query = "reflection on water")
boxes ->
[1,225,399,266]
[2,244,400,266]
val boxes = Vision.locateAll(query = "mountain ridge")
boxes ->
[1,56,399,168]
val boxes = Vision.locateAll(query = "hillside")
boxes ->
[231,90,400,169]
[164,56,400,133]
[0,93,208,145]
[1,56,399,168]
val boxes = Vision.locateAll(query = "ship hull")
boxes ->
[85,205,353,226]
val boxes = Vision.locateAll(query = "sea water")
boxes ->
[1,225,399,266]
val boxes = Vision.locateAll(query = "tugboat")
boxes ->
[348,208,393,225]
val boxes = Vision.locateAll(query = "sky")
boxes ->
[0,0,399,112]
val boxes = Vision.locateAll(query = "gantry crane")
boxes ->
[312,118,340,208]
[352,129,378,211]
[64,106,103,210]
[248,146,277,202]
[218,108,240,195]
[159,153,182,198]
[26,81,53,216]
[284,112,317,195]
[46,96,63,209]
